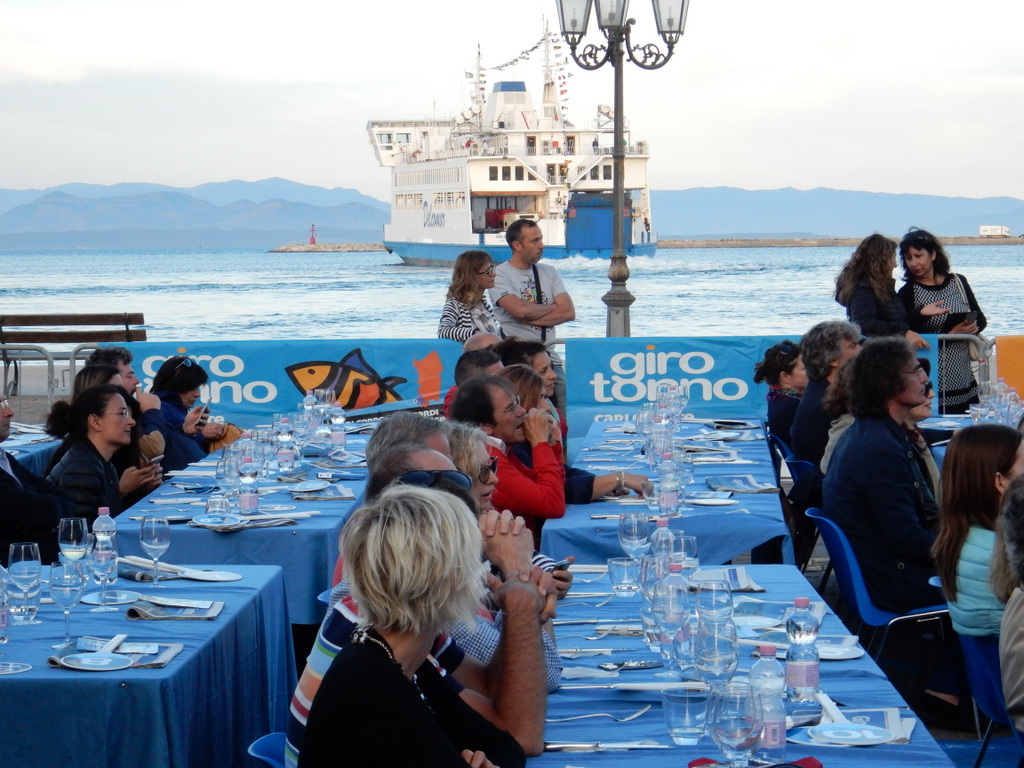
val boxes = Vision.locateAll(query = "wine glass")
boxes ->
[652,568,691,678]
[86,535,119,612]
[695,579,734,623]
[8,542,42,623]
[49,562,86,649]
[709,681,763,768]
[676,535,700,580]
[617,510,651,560]
[695,619,740,690]
[140,517,171,586]
[639,553,671,603]
[57,518,90,562]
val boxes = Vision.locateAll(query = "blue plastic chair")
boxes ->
[956,634,1024,768]
[247,732,287,768]
[804,507,948,659]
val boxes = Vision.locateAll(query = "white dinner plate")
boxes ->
[291,480,330,493]
[687,498,739,506]
[817,645,865,660]
[192,513,244,526]
[260,504,296,512]
[81,590,141,606]
[732,616,781,629]
[923,419,961,428]
[0,662,32,675]
[181,569,243,582]
[59,653,134,672]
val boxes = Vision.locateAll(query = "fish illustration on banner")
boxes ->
[285,348,407,410]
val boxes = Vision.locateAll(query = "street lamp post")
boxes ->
[554,0,690,337]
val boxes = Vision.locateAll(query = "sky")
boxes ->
[2,0,1023,203]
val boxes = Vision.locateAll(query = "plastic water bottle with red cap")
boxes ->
[750,644,787,763]
[92,506,116,543]
[784,596,820,702]
[649,517,675,556]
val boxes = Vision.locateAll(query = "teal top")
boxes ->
[949,525,1005,636]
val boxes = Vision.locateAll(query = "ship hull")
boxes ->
[386,240,658,266]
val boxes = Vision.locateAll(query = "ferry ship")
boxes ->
[367,43,657,266]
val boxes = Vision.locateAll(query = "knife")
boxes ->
[545,740,671,751]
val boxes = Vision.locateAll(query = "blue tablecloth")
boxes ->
[542,421,794,566]
[117,440,368,625]
[4,433,59,475]
[0,564,295,768]
[539,564,953,767]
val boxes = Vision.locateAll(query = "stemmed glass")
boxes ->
[709,681,763,768]
[57,518,90,563]
[695,579,734,623]
[86,534,119,612]
[651,567,691,678]
[140,517,171,586]
[8,542,42,625]
[676,535,700,580]
[617,510,651,560]
[695,619,740,689]
[50,562,86,649]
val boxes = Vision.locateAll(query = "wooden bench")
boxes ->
[0,313,147,401]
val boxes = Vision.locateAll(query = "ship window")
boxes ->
[590,167,599,180]
[546,165,557,183]
[489,166,498,181]
[502,166,511,181]
[377,133,393,143]
[603,165,612,180]
[396,133,411,143]
[515,167,524,181]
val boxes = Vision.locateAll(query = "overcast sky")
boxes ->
[2,0,1022,202]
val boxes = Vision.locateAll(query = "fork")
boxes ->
[571,574,608,584]
[546,704,652,723]
[559,596,614,608]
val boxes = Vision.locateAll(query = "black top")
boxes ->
[845,279,908,337]
[790,379,832,466]
[0,452,75,566]
[299,633,526,768]
[46,438,122,522]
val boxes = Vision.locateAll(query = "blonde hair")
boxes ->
[445,250,493,306]
[446,421,490,480]
[342,485,485,635]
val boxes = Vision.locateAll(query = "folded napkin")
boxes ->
[560,666,619,679]
[690,566,765,592]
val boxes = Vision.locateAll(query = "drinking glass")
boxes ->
[662,684,711,745]
[695,619,740,690]
[639,553,671,602]
[676,535,700,579]
[652,571,691,678]
[695,579,734,623]
[641,479,660,514]
[606,557,641,596]
[87,535,119,612]
[140,517,171,586]
[677,460,695,513]
[57,518,90,562]
[7,579,41,625]
[50,562,86,649]
[617,510,651,559]
[8,542,42,622]
[204,494,231,516]
[709,681,763,768]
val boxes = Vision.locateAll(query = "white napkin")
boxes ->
[560,666,619,679]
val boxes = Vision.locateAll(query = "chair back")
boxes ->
[785,458,816,484]
[804,507,894,627]
[767,430,795,461]
[957,634,1010,728]
[247,732,287,768]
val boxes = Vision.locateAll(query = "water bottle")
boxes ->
[650,517,674,556]
[276,417,296,471]
[93,506,116,542]
[750,644,787,764]
[658,457,681,516]
[784,596,821,702]
[302,389,318,412]
[329,407,347,448]
[238,456,260,515]
[0,565,10,644]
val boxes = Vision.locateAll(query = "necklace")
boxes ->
[353,625,434,713]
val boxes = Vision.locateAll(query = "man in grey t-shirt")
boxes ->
[489,219,575,408]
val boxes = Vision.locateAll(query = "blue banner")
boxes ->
[118,339,464,426]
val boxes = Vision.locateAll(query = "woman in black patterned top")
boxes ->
[438,250,502,342]
[897,228,987,413]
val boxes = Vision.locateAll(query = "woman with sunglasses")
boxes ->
[897,227,987,413]
[150,355,227,471]
[438,250,502,342]
[46,384,135,521]
[753,339,808,446]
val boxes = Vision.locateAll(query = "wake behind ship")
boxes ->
[367,42,657,266]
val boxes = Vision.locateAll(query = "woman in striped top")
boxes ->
[438,250,502,342]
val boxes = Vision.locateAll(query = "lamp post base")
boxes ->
[603,284,635,337]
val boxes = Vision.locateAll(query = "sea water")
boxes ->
[1,244,1022,341]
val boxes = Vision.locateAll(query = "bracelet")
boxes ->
[615,470,625,492]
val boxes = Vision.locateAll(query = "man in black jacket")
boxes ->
[0,398,75,565]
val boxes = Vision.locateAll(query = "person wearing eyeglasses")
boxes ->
[45,384,134,521]
[0,397,76,566]
[438,250,502,343]
[149,355,227,472]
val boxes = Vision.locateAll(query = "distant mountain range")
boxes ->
[0,178,1020,249]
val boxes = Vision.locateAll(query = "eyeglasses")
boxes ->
[174,358,194,370]
[499,396,522,415]
[476,456,498,483]
[397,469,473,492]
[104,408,131,419]
[478,264,496,276]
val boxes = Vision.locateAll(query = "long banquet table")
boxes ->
[539,564,953,767]
[541,420,795,566]
[0,564,295,768]
[117,437,369,625]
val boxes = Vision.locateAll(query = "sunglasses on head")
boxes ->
[397,469,473,492]
[174,358,195,370]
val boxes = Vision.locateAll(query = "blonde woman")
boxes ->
[438,250,501,342]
